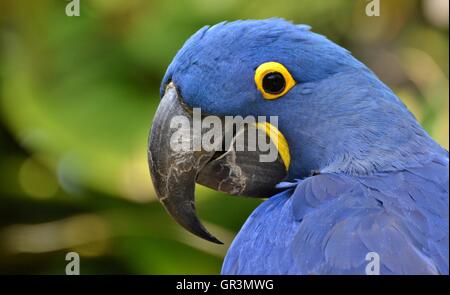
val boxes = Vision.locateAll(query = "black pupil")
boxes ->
[262,72,286,94]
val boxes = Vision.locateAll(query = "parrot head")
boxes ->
[148,19,436,243]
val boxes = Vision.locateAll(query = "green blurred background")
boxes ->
[0,0,448,274]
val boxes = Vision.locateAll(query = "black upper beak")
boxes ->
[148,83,287,243]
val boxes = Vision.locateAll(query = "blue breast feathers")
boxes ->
[221,155,449,275]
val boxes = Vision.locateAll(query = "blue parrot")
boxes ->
[148,19,449,275]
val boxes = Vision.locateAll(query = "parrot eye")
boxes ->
[262,72,285,94]
[254,62,296,100]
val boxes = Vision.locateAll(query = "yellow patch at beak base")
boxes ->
[255,122,291,170]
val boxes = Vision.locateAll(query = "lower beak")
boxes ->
[148,83,289,243]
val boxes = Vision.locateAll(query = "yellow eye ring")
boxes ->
[254,62,296,100]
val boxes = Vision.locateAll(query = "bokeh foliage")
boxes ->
[0,0,448,274]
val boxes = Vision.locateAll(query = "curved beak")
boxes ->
[148,83,289,243]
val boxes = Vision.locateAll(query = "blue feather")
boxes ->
[222,157,449,275]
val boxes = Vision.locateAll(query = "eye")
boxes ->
[254,62,296,100]
[262,72,285,94]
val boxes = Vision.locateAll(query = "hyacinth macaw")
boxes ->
[148,19,449,275]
